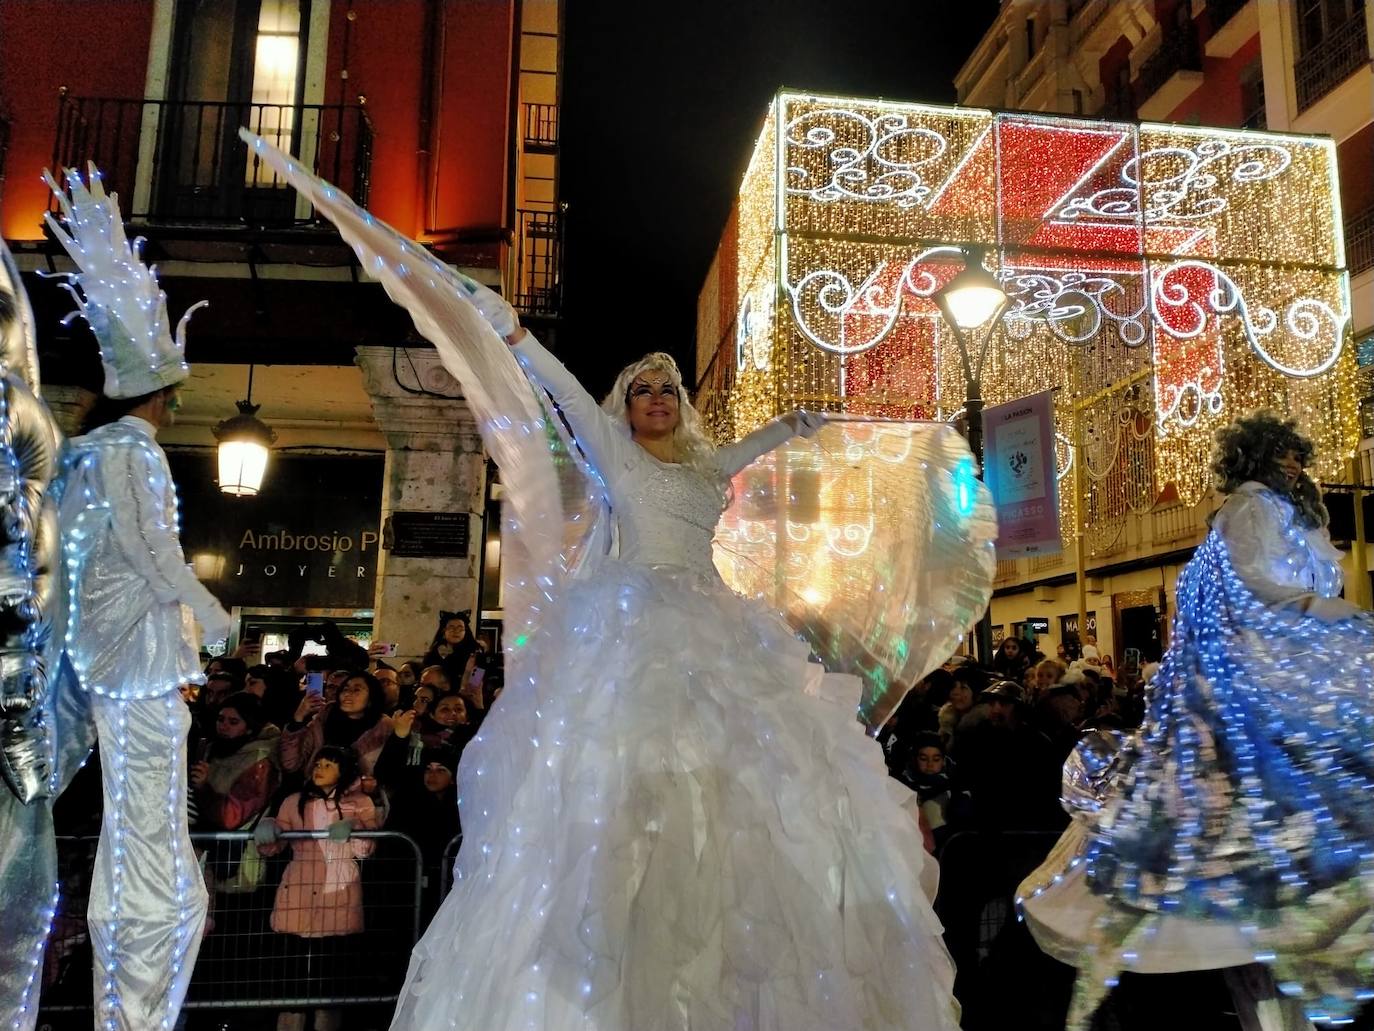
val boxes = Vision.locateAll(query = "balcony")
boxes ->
[1295,14,1370,112]
[511,207,562,317]
[1133,30,1204,120]
[1349,206,1374,276]
[1204,0,1258,58]
[523,102,558,153]
[1150,499,1208,547]
[1241,101,1267,129]
[51,93,372,227]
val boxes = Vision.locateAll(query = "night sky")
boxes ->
[557,0,1002,394]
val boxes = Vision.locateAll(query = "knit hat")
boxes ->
[44,165,205,398]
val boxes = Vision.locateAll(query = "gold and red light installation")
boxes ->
[698,91,1357,522]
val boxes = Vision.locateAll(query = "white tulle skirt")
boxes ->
[389,561,958,1031]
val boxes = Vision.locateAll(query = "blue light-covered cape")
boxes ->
[1020,481,1374,1026]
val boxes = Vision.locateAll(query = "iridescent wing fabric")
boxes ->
[236,129,609,656]
[714,416,996,731]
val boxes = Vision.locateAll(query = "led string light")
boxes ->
[698,93,1357,527]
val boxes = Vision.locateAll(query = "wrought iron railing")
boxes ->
[1241,101,1267,129]
[1132,29,1202,110]
[51,92,372,225]
[1346,205,1374,276]
[512,207,563,316]
[523,102,558,150]
[1101,87,1135,121]
[1295,14,1369,111]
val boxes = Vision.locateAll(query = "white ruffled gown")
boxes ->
[388,335,960,1031]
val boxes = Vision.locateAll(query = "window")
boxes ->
[248,0,304,176]
[1298,0,1361,54]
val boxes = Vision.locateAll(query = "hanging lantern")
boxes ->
[213,366,276,496]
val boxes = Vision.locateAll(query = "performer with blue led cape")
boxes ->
[242,127,998,1031]
[1019,411,1374,1031]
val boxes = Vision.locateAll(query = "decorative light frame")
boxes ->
[696,90,1357,521]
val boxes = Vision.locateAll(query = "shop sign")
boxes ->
[983,390,1062,557]
[170,454,384,609]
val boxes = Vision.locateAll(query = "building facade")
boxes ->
[0,0,564,659]
[950,0,1373,661]
[696,88,1361,672]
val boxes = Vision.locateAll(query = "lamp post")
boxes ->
[933,245,1009,667]
[213,364,277,497]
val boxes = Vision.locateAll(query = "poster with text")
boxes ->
[984,390,1061,557]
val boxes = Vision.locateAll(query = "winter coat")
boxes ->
[278,705,393,777]
[260,788,379,937]
[194,726,281,831]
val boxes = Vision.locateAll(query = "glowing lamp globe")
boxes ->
[938,259,1008,329]
[214,401,277,497]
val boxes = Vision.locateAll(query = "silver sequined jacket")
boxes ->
[58,416,223,699]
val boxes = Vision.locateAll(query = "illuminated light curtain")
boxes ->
[695,91,1357,527]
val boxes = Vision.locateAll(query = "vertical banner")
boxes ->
[984,390,1062,557]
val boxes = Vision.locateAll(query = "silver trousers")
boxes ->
[89,691,208,1031]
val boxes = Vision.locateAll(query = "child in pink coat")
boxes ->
[256,745,379,1031]
[258,745,379,936]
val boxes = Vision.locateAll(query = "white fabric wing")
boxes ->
[237,129,608,660]
[714,416,997,730]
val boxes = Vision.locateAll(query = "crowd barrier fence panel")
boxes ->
[38,831,423,1017]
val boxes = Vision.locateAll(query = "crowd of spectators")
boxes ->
[880,631,1150,848]
[875,632,1157,1027]
[44,609,1156,1027]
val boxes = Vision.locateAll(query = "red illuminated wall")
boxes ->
[1,0,515,256]
[1166,35,1261,126]
[324,0,513,247]
[0,1,154,239]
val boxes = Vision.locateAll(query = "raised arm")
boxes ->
[510,330,636,478]
[714,411,825,479]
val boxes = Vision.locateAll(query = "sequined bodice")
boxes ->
[614,456,724,574]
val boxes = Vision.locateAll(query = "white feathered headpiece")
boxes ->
[43,164,205,398]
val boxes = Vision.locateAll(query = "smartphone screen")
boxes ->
[304,672,325,697]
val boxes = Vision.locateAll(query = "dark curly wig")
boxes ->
[1211,410,1327,528]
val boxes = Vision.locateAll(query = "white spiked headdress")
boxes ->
[44,164,206,399]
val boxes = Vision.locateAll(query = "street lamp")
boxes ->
[214,364,277,497]
[933,245,1009,666]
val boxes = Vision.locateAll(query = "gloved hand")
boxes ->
[195,597,232,644]
[454,271,519,339]
[326,818,355,842]
[783,409,825,439]
[253,817,281,847]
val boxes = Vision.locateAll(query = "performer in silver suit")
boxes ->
[0,235,92,1031]
[45,166,230,1031]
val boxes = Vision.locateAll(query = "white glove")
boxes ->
[455,272,519,339]
[783,409,825,439]
[196,600,232,644]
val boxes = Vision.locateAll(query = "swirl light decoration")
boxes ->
[697,92,1357,526]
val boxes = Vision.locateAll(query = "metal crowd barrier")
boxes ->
[39,831,423,1017]
[935,829,1072,1031]
[438,832,463,900]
